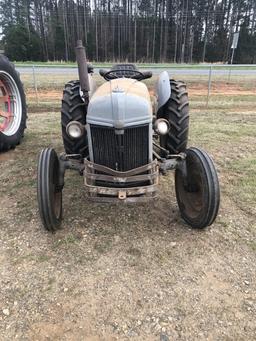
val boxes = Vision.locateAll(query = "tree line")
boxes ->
[0,0,256,63]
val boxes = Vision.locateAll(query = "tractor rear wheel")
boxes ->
[37,148,63,232]
[160,79,189,154]
[61,80,88,157]
[175,147,220,229]
[0,55,27,152]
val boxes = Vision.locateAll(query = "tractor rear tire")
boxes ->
[175,147,220,229]
[61,80,88,157]
[37,148,63,232]
[161,79,189,154]
[0,55,27,152]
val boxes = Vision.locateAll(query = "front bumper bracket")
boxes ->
[84,159,159,203]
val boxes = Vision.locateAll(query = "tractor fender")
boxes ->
[155,71,171,113]
[88,74,97,98]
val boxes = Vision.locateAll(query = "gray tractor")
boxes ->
[37,40,220,232]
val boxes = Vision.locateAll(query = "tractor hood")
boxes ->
[87,78,152,128]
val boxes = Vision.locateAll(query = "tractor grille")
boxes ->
[90,124,149,171]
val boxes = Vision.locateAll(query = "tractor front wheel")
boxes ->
[175,147,220,228]
[37,148,63,232]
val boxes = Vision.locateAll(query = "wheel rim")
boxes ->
[0,71,22,136]
[176,162,205,219]
[53,191,62,219]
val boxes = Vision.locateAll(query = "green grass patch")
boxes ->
[52,233,82,249]
[226,157,256,212]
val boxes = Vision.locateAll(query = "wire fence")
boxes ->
[18,64,256,110]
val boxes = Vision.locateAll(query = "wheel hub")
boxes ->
[0,79,12,132]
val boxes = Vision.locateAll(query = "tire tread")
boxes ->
[61,80,88,157]
[161,79,189,154]
[37,148,63,232]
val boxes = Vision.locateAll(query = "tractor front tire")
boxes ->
[61,80,88,157]
[37,148,63,232]
[161,79,189,154]
[0,55,27,152]
[175,147,220,229]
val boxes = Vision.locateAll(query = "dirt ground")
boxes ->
[26,82,256,101]
[0,87,256,340]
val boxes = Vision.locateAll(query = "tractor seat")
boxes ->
[111,63,139,78]
[99,63,152,81]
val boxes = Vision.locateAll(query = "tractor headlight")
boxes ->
[154,119,170,135]
[66,121,85,139]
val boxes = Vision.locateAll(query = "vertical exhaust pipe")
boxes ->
[75,40,90,99]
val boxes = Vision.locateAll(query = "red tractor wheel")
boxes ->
[0,55,27,152]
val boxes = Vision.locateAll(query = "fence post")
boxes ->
[206,65,212,109]
[228,65,232,82]
[32,65,39,105]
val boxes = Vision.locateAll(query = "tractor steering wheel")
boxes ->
[100,69,147,81]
